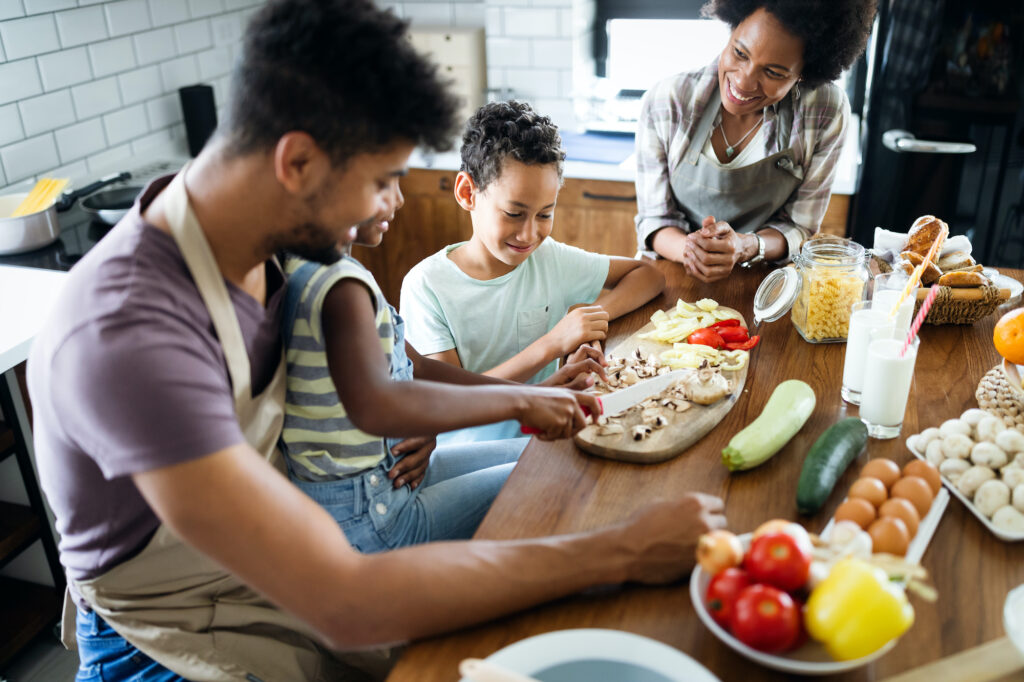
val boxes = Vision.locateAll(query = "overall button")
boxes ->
[375,502,387,516]
[369,474,380,486]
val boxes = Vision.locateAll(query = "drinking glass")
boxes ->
[842,301,895,405]
[871,272,918,339]
[859,336,920,439]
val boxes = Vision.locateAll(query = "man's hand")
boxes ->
[541,345,607,390]
[517,387,603,441]
[619,493,727,584]
[544,305,609,357]
[388,436,436,489]
[681,216,752,283]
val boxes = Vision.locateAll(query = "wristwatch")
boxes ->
[740,234,766,268]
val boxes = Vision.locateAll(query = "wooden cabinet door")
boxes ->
[554,178,638,258]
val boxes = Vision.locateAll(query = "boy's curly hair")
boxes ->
[702,0,877,89]
[460,101,565,192]
[225,0,459,165]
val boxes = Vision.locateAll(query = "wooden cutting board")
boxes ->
[573,307,748,464]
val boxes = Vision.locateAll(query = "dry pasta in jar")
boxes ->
[789,238,869,343]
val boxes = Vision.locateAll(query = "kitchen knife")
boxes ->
[519,369,689,435]
[598,369,689,416]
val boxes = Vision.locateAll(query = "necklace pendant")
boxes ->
[726,145,735,157]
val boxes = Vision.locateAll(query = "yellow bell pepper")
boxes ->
[805,557,914,660]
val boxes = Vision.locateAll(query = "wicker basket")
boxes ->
[976,360,1024,433]
[872,255,1007,325]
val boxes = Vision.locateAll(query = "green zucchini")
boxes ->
[721,380,816,471]
[796,417,869,514]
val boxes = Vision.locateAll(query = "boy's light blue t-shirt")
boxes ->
[400,238,610,442]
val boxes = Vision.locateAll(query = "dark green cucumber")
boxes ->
[796,417,869,515]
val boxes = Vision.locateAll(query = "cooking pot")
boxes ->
[0,171,131,255]
[81,186,144,226]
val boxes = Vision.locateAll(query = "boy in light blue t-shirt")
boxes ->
[401,101,665,442]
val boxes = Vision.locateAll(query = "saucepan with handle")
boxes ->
[0,171,132,254]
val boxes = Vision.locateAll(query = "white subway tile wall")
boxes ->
[0,0,263,189]
[381,0,574,131]
[1,0,574,190]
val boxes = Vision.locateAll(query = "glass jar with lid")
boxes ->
[788,237,869,343]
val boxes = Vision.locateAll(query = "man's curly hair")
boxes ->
[225,0,460,165]
[460,101,565,192]
[702,0,877,89]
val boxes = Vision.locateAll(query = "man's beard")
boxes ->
[266,220,346,265]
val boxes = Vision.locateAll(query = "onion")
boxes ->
[696,530,743,574]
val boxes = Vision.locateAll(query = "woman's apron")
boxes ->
[60,168,386,682]
[670,87,804,238]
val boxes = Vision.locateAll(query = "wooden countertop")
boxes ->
[387,260,1024,682]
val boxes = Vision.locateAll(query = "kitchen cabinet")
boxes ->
[352,168,852,303]
[350,169,639,304]
[0,365,63,666]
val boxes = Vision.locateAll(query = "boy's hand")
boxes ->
[518,388,603,441]
[547,305,609,357]
[388,436,436,490]
[542,345,607,390]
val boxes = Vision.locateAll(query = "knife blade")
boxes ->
[598,369,689,416]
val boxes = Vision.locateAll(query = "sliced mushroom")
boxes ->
[597,423,624,437]
[620,368,639,386]
[631,424,652,441]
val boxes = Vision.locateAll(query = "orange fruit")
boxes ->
[994,308,1024,365]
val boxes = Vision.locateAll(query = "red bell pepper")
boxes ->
[688,327,725,349]
[709,319,742,328]
[717,326,749,343]
[724,335,761,351]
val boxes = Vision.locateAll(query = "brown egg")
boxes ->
[891,476,935,517]
[835,497,877,530]
[868,517,910,556]
[903,460,942,495]
[860,459,901,490]
[879,497,921,539]
[849,477,888,509]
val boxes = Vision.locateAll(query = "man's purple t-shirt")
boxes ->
[28,176,285,596]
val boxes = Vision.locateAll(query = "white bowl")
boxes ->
[1004,584,1024,657]
[689,533,897,675]
[460,628,720,682]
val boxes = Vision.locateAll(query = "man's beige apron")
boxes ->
[60,168,386,682]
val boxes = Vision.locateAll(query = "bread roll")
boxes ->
[904,215,948,257]
[899,251,942,284]
[937,250,976,273]
[938,271,988,287]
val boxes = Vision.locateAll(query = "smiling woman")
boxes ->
[634,0,876,283]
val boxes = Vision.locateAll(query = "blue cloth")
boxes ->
[75,608,187,682]
[561,131,635,164]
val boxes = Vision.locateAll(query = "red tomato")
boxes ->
[688,328,725,349]
[730,584,802,652]
[723,335,761,351]
[744,532,811,592]
[705,567,752,628]
[709,319,742,328]
[717,327,749,343]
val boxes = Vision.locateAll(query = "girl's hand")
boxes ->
[546,305,609,357]
[682,216,749,283]
[518,388,603,441]
[388,436,436,489]
[541,344,607,390]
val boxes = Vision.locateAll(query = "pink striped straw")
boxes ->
[900,284,940,357]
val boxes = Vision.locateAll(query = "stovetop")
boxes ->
[0,159,186,272]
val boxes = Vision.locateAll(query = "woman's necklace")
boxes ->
[718,108,765,158]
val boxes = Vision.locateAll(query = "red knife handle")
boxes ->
[520,397,603,435]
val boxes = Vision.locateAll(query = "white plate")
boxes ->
[906,438,1024,542]
[690,533,894,675]
[460,628,720,682]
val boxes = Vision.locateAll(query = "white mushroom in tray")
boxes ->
[631,424,653,441]
[680,362,731,406]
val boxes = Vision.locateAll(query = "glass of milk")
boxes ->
[842,301,895,405]
[860,336,920,439]
[871,272,917,339]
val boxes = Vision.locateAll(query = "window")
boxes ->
[606,18,730,93]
